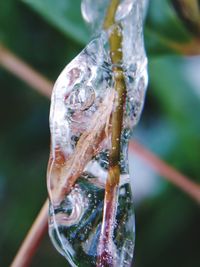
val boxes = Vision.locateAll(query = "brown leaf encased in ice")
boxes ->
[47,89,115,206]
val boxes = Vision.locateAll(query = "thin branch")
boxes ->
[97,0,127,265]
[169,37,200,55]
[0,44,52,98]
[129,142,200,204]
[10,200,48,267]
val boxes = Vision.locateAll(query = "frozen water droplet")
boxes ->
[81,0,109,30]
[115,0,134,22]
[81,0,97,24]
[66,84,95,111]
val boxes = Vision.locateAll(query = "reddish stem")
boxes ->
[130,141,200,204]
[10,200,48,267]
[97,167,120,267]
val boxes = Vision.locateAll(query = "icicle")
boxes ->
[47,0,148,266]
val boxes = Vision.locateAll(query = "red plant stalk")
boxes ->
[0,44,52,97]
[10,200,48,267]
[130,142,200,204]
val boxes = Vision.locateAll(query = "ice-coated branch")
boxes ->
[97,1,128,265]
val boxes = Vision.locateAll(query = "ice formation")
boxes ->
[47,0,148,266]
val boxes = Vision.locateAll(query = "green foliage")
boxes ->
[22,0,90,44]
[21,0,193,54]
[145,0,192,55]
[0,1,199,267]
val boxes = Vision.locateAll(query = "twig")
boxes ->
[0,44,52,98]
[97,0,128,265]
[169,38,200,55]
[129,142,200,204]
[10,200,48,267]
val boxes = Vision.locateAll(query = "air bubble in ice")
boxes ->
[66,84,95,111]
[115,0,134,22]
[81,0,109,28]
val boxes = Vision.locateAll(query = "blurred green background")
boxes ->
[0,0,200,266]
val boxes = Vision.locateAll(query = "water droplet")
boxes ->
[81,0,109,29]
[81,0,97,23]
[66,84,95,111]
[115,0,134,21]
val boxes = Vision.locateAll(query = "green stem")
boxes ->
[105,0,127,186]
[97,0,127,266]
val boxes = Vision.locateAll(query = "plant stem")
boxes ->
[97,0,127,266]
[0,44,52,98]
[10,200,48,267]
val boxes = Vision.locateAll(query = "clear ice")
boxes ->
[47,0,148,266]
